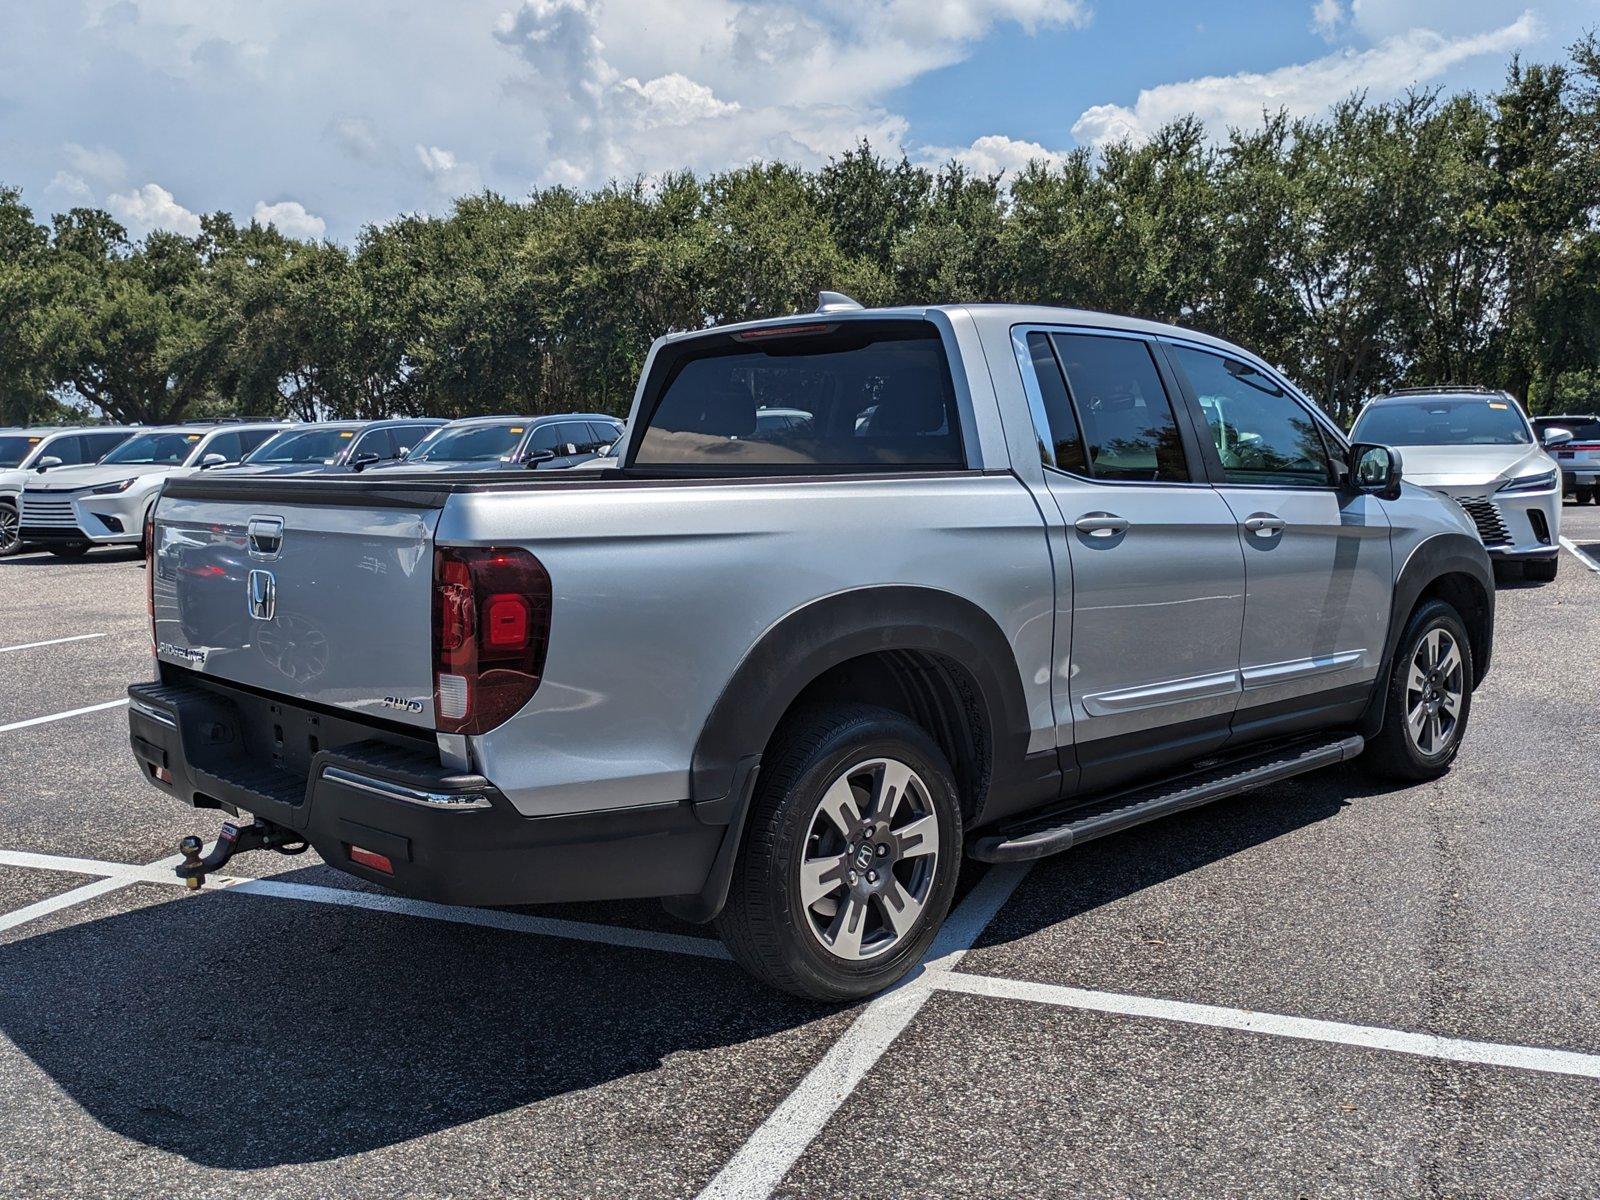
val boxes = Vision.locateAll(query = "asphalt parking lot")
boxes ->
[2,509,1598,1198]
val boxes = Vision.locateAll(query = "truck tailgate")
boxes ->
[152,481,442,731]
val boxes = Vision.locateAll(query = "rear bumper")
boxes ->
[127,678,722,907]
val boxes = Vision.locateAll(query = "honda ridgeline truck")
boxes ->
[128,300,1494,1000]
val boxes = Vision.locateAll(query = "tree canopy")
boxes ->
[4,41,1598,430]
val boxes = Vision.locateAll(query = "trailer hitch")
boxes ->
[176,819,308,890]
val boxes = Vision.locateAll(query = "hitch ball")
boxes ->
[178,835,205,890]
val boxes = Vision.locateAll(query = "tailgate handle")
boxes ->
[247,516,284,558]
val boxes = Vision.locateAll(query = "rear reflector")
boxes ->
[437,672,469,720]
[347,845,394,875]
[150,764,172,784]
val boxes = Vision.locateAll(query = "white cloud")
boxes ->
[1071,10,1539,146]
[924,133,1073,176]
[492,0,1091,187]
[46,172,94,202]
[416,144,483,196]
[106,182,204,237]
[1311,0,1346,40]
[328,116,382,163]
[252,199,326,239]
[63,142,128,186]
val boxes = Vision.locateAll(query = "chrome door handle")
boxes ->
[1243,514,1286,536]
[1075,513,1129,537]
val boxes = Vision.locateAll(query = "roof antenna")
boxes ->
[816,291,864,313]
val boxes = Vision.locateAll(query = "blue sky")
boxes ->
[1,0,1594,242]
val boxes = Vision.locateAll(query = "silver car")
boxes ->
[1350,388,1564,581]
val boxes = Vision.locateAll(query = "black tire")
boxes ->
[716,703,963,1002]
[1364,598,1474,782]
[1579,487,1596,505]
[0,503,19,557]
[1524,556,1558,582]
[46,541,91,559]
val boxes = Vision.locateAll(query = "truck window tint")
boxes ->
[635,325,963,470]
[1025,332,1088,473]
[237,429,277,456]
[1050,333,1187,482]
[1171,345,1333,486]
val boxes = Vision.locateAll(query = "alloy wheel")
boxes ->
[798,757,940,961]
[1405,628,1464,756]
[0,505,17,555]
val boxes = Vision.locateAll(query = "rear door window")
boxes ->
[634,322,963,471]
[1048,333,1188,482]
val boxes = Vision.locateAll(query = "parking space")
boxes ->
[1,531,1597,1197]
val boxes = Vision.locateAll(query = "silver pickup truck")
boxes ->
[128,300,1494,1000]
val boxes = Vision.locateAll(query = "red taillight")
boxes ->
[483,593,530,649]
[431,546,552,736]
[144,508,156,647]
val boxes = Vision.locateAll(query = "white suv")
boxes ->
[0,426,136,556]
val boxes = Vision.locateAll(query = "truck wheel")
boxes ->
[716,704,962,1002]
[1364,599,1474,782]
[46,541,91,559]
[0,503,18,557]
[1524,556,1558,582]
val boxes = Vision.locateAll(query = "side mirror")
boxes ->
[1350,443,1402,500]
[397,446,411,459]
[199,452,228,469]
[34,456,63,473]
[348,451,381,472]
[523,448,556,467]
[1542,427,1573,448]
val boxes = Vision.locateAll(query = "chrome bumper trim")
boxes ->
[319,765,493,810]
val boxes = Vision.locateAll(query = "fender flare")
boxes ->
[689,585,1033,811]
[1359,531,1495,736]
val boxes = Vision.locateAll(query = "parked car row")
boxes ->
[0,413,626,557]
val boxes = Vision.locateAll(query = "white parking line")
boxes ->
[935,972,1600,1081]
[0,847,732,960]
[0,697,128,734]
[0,854,183,935]
[696,865,1032,1200]
[1559,536,1600,572]
[0,632,107,654]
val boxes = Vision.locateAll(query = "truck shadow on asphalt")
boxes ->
[0,767,1380,1169]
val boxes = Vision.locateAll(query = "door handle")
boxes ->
[1075,513,1129,537]
[1243,514,1287,536]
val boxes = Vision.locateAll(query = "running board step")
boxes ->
[970,733,1365,864]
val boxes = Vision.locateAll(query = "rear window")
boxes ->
[1537,418,1600,441]
[1351,398,1531,446]
[633,322,964,471]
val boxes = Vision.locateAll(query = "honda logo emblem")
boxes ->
[247,569,276,622]
[247,515,283,559]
